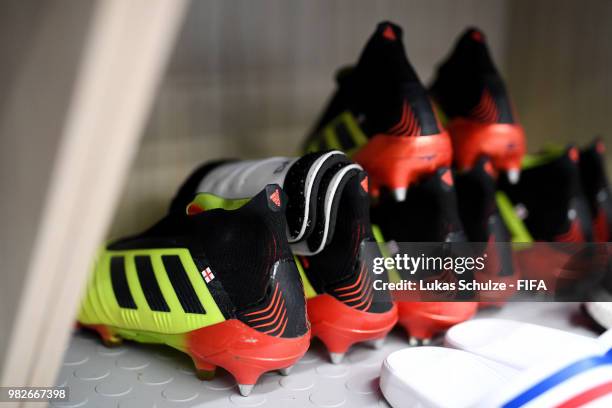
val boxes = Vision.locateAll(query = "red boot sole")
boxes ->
[308,294,398,354]
[353,132,453,196]
[397,301,478,340]
[82,319,311,386]
[446,119,526,172]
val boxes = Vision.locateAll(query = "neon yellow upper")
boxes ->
[305,111,368,157]
[78,248,225,334]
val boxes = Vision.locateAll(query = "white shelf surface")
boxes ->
[54,302,599,407]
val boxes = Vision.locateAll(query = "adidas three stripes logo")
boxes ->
[110,254,207,314]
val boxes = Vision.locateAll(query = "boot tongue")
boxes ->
[353,21,419,86]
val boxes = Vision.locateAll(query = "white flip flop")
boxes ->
[585,302,612,330]
[444,318,609,370]
[380,346,612,408]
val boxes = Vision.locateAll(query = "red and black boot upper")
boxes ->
[305,21,452,197]
[430,28,526,175]
[498,147,593,243]
[580,139,612,242]
[455,157,516,302]
[309,21,441,140]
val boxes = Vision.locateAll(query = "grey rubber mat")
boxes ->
[54,302,598,407]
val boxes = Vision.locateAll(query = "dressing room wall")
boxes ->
[110,0,510,238]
